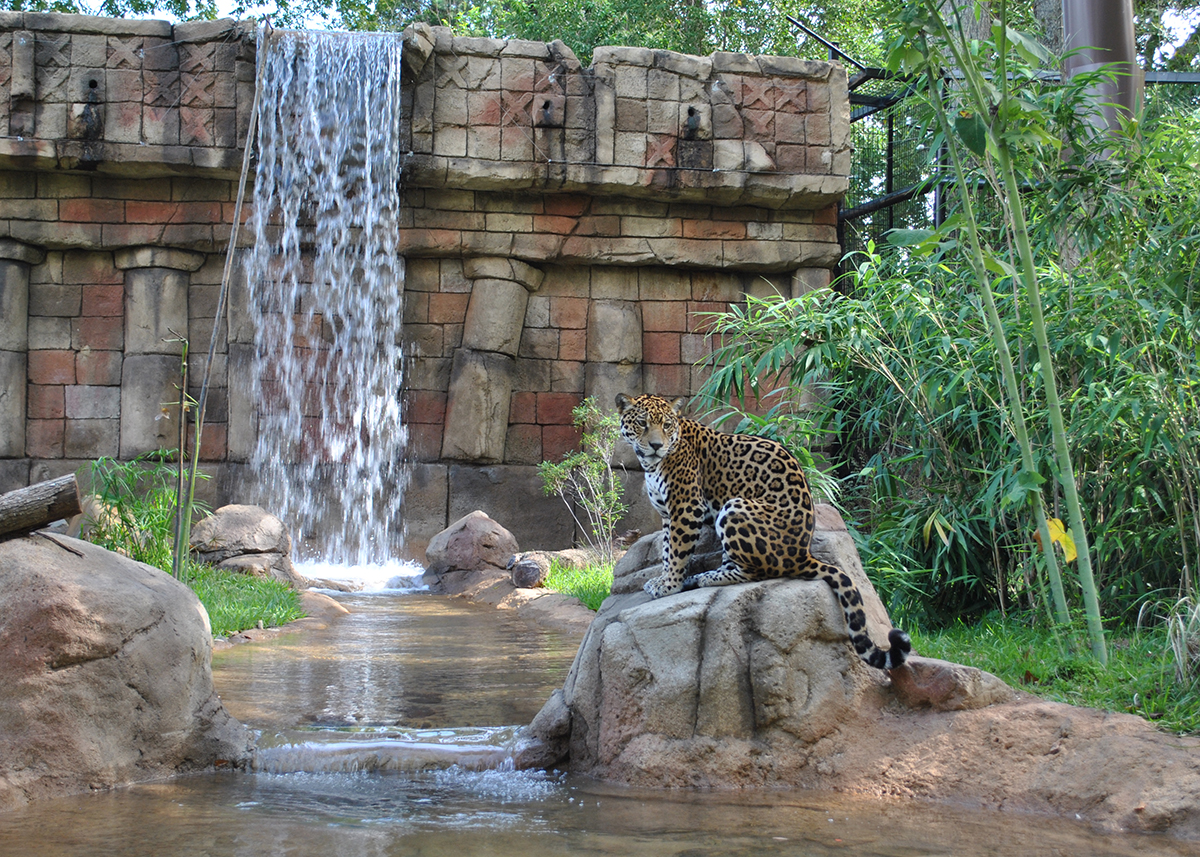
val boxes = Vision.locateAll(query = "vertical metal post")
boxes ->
[886,109,895,232]
[1062,0,1143,127]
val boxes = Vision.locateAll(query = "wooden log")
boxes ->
[0,474,83,539]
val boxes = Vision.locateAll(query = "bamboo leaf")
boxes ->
[954,110,988,157]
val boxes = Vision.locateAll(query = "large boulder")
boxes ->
[190,504,305,589]
[520,508,1200,839]
[0,534,254,809]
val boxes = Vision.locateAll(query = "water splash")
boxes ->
[245,30,406,563]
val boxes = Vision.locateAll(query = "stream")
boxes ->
[0,565,1193,857]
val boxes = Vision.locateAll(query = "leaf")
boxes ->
[886,228,938,247]
[954,110,988,158]
[1047,517,1078,563]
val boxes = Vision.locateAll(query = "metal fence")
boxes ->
[839,71,1200,261]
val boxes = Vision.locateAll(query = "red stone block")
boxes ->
[75,350,123,386]
[82,284,124,316]
[680,332,713,364]
[542,424,582,461]
[73,316,124,351]
[643,332,681,364]
[186,422,227,461]
[815,203,838,226]
[407,422,444,462]
[641,300,688,332]
[575,216,620,237]
[27,384,65,420]
[408,390,447,424]
[549,297,588,329]
[537,392,581,426]
[682,220,747,240]
[28,350,77,385]
[25,418,65,458]
[544,194,590,217]
[509,391,537,423]
[504,423,542,465]
[687,301,728,332]
[59,198,125,223]
[428,293,470,325]
[532,215,578,235]
[64,252,123,285]
[127,200,223,224]
[558,329,587,362]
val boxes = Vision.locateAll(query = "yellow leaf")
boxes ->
[1047,518,1078,563]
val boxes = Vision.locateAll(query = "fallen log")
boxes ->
[0,474,83,539]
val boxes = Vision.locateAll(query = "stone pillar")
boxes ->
[0,240,47,459]
[585,298,643,413]
[442,257,544,462]
[113,247,205,459]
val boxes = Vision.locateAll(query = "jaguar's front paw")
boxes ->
[643,575,683,598]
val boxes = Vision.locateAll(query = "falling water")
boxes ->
[245,30,406,564]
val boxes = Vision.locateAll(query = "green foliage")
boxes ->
[85,455,304,635]
[915,613,1200,735]
[0,0,217,19]
[543,558,614,611]
[185,563,306,636]
[698,97,1200,635]
[539,397,628,564]
[87,454,197,572]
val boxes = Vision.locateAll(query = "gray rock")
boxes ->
[0,534,253,810]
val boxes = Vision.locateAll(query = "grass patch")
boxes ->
[913,614,1200,735]
[185,561,306,637]
[544,559,614,611]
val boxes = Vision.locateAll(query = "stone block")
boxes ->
[71,316,124,351]
[26,384,64,420]
[587,300,642,364]
[398,463,450,562]
[0,262,30,351]
[64,417,119,458]
[225,343,256,463]
[462,256,544,291]
[462,278,529,357]
[64,384,120,419]
[27,349,76,385]
[585,362,644,417]
[441,349,515,462]
[25,418,63,459]
[0,459,31,494]
[518,328,558,360]
[26,314,70,348]
[448,464,575,551]
[0,351,26,457]
[591,267,639,300]
[125,267,188,355]
[505,423,542,465]
[119,353,182,459]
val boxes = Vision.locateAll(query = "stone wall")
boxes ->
[0,14,850,559]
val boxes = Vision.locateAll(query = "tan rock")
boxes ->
[0,534,252,809]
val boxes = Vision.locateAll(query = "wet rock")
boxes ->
[0,533,253,809]
[514,688,571,770]
[424,510,519,577]
[189,504,305,589]
[510,554,550,588]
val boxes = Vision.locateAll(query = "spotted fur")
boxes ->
[616,393,911,671]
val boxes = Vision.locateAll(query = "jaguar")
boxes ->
[616,393,911,671]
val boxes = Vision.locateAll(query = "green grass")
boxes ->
[913,614,1200,735]
[184,560,306,637]
[544,559,614,611]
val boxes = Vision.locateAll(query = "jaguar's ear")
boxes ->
[670,397,686,414]
[615,393,632,413]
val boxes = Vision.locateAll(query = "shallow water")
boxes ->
[1,589,1192,857]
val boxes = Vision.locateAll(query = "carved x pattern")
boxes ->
[775,81,807,114]
[181,72,214,107]
[36,34,71,68]
[143,71,178,107]
[108,37,141,70]
[645,134,676,168]
[438,55,469,89]
[500,90,533,126]
[179,43,215,75]
[740,78,773,111]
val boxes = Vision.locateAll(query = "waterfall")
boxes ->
[245,30,407,564]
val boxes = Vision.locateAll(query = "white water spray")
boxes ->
[245,31,406,564]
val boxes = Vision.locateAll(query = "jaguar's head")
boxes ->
[615,393,684,469]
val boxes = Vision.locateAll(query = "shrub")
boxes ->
[543,558,614,611]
